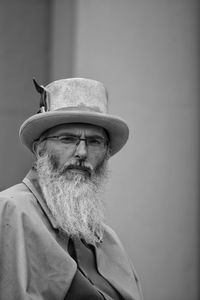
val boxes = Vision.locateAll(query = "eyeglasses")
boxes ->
[41,135,108,151]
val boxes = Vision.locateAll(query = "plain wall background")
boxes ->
[0,1,199,299]
[0,0,50,189]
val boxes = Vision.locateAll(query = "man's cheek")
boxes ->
[49,153,60,171]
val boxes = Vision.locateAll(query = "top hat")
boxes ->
[19,78,129,156]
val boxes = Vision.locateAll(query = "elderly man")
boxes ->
[0,78,143,300]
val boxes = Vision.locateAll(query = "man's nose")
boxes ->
[74,140,88,159]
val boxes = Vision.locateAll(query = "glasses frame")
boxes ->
[40,135,108,151]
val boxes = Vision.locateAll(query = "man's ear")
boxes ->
[32,139,47,157]
[32,141,38,156]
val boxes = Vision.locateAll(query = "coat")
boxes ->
[0,170,143,300]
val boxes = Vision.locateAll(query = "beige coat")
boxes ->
[0,170,143,300]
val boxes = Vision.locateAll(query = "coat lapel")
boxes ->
[94,226,141,300]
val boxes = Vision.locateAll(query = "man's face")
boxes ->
[35,123,109,244]
[41,123,109,178]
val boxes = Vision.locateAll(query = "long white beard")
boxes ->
[35,153,109,245]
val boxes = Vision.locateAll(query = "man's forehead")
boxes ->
[42,123,108,138]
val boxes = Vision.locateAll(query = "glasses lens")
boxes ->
[87,137,106,148]
[46,135,107,150]
[58,136,78,145]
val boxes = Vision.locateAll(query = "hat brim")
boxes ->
[19,111,129,156]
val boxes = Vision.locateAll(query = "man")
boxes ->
[0,78,143,300]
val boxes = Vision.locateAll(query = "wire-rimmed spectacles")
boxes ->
[40,135,108,151]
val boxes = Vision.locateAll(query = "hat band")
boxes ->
[54,104,106,114]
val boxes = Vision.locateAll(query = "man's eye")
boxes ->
[88,138,102,145]
[59,136,77,144]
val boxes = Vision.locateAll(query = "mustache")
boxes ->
[60,159,94,176]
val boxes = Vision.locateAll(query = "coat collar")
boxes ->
[23,168,59,230]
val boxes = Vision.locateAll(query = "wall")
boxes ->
[0,0,50,189]
[49,0,75,80]
[71,1,199,299]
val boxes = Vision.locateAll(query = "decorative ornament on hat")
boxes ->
[33,78,48,113]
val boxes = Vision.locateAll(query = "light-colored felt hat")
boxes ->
[19,78,129,156]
